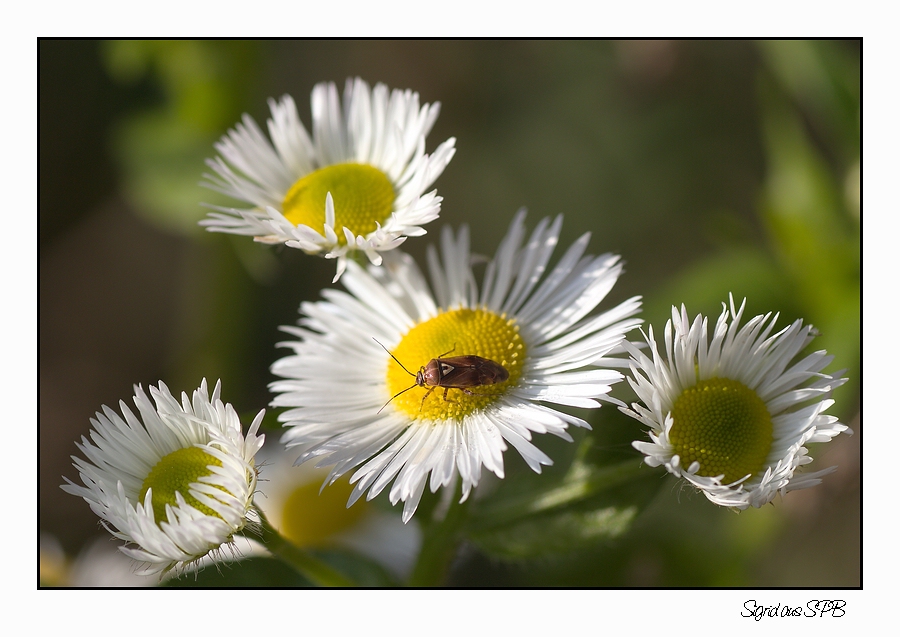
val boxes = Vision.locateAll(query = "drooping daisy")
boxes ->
[621,296,850,509]
[269,211,643,523]
[61,379,265,575]
[201,77,457,282]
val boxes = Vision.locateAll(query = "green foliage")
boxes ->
[468,493,640,561]
[164,557,311,587]
[164,548,399,588]
[465,440,659,560]
[101,40,266,235]
[756,45,860,414]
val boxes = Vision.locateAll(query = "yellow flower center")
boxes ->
[385,308,525,421]
[282,163,395,244]
[669,378,773,485]
[280,477,367,547]
[139,447,230,525]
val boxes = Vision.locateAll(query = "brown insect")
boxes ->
[374,339,510,413]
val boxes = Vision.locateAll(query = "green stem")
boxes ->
[246,504,355,587]
[407,488,470,587]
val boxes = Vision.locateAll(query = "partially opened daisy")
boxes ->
[201,77,457,281]
[621,296,850,509]
[270,211,642,522]
[61,379,265,575]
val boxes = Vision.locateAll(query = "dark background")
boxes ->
[40,40,859,586]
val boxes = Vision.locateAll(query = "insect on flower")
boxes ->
[375,339,510,413]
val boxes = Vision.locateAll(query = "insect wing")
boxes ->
[437,356,509,387]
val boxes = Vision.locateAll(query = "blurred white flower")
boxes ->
[201,77,456,282]
[254,445,421,579]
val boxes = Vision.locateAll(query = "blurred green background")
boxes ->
[40,40,859,587]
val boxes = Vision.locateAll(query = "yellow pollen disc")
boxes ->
[282,163,395,244]
[386,308,525,421]
[280,477,366,547]
[669,378,773,484]
[139,447,229,525]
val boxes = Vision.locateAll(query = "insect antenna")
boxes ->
[373,338,416,377]
[373,338,419,414]
[377,383,418,414]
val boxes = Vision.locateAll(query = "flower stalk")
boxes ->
[407,488,470,587]
[250,506,356,587]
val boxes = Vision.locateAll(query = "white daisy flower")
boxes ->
[621,295,851,509]
[269,211,643,523]
[61,379,265,576]
[201,77,457,282]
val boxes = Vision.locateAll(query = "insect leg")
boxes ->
[440,387,464,404]
[436,344,457,358]
[419,386,436,411]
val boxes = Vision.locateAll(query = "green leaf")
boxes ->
[465,450,660,560]
[469,503,640,560]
